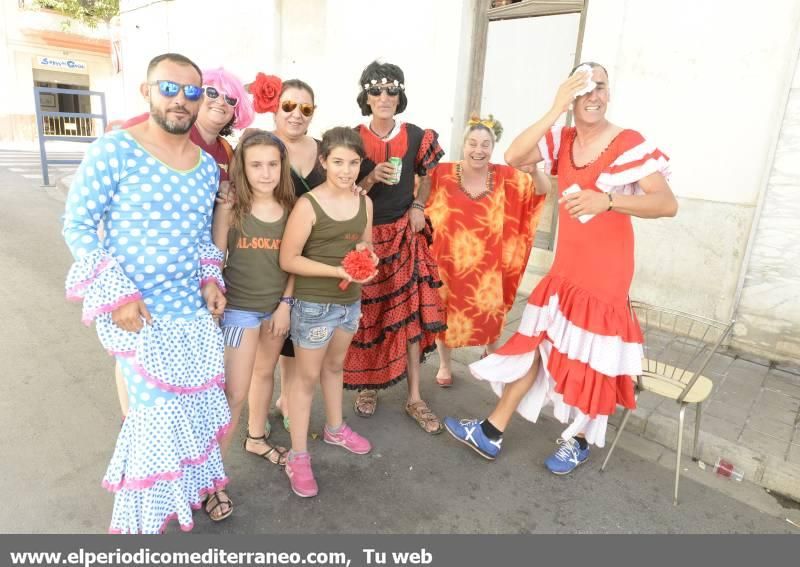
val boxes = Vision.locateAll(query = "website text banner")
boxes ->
[2,535,799,567]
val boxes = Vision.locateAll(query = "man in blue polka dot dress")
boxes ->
[63,53,233,533]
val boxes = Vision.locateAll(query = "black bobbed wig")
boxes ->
[356,60,408,117]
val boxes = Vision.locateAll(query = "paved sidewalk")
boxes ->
[446,268,800,502]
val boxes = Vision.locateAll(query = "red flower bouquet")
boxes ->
[338,249,376,290]
[249,73,282,114]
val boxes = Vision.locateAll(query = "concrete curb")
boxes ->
[611,406,800,503]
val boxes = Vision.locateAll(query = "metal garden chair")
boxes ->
[600,301,735,505]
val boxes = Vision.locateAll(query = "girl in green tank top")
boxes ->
[212,130,297,476]
[278,127,378,498]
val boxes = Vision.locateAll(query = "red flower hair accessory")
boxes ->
[338,249,377,290]
[247,73,282,114]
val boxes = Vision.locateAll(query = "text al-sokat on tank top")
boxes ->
[224,210,288,313]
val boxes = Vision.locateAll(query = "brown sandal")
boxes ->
[354,389,378,417]
[205,490,233,522]
[405,400,444,434]
[243,433,288,466]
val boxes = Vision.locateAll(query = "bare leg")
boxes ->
[115,362,129,418]
[435,339,453,385]
[247,327,283,440]
[406,340,422,403]
[319,328,356,430]
[289,344,327,454]
[219,328,260,456]
[486,354,541,432]
[275,354,294,424]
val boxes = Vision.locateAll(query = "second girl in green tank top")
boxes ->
[212,131,296,494]
[279,127,378,498]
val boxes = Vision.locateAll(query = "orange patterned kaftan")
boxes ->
[426,162,545,348]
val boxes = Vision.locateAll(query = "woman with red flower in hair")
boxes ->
[245,74,327,435]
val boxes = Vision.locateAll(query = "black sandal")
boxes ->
[243,433,288,466]
[204,490,233,522]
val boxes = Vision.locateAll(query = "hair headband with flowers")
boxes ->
[246,72,282,114]
[467,113,503,142]
[362,77,406,91]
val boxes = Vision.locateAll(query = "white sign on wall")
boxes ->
[34,56,88,73]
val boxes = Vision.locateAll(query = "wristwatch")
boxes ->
[280,296,296,307]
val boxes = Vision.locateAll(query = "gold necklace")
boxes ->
[456,162,494,201]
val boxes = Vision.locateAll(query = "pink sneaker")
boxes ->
[285,453,318,498]
[323,423,372,455]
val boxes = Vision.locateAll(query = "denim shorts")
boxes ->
[290,299,361,350]
[220,308,272,348]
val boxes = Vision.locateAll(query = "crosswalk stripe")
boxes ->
[0,149,85,181]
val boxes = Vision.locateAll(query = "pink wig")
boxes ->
[202,67,255,129]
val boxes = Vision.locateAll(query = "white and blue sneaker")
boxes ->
[443,417,503,460]
[544,437,590,475]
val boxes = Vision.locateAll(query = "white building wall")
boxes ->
[735,52,800,360]
[114,0,281,119]
[579,0,800,362]
[115,0,472,154]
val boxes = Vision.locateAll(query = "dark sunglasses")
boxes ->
[203,85,239,108]
[280,99,315,117]
[366,86,401,97]
[148,80,204,101]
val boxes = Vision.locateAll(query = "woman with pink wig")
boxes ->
[194,67,255,181]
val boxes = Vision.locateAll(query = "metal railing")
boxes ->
[41,115,97,137]
[34,86,107,186]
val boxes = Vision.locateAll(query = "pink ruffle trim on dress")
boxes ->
[199,277,226,293]
[80,292,143,326]
[200,258,222,267]
[107,349,136,358]
[132,359,225,395]
[102,470,182,492]
[65,256,113,299]
[181,421,231,467]
[107,477,229,534]
[102,421,231,493]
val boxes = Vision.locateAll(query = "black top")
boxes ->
[290,138,325,196]
[357,123,428,226]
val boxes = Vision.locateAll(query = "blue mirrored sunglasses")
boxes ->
[148,80,204,101]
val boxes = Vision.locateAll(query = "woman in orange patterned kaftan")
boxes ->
[426,118,547,387]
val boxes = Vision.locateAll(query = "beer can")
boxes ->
[388,156,403,185]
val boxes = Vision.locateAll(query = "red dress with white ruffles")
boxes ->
[470,126,670,447]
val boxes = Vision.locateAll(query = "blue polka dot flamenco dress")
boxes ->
[62,130,231,534]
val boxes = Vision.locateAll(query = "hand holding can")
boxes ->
[388,156,403,185]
